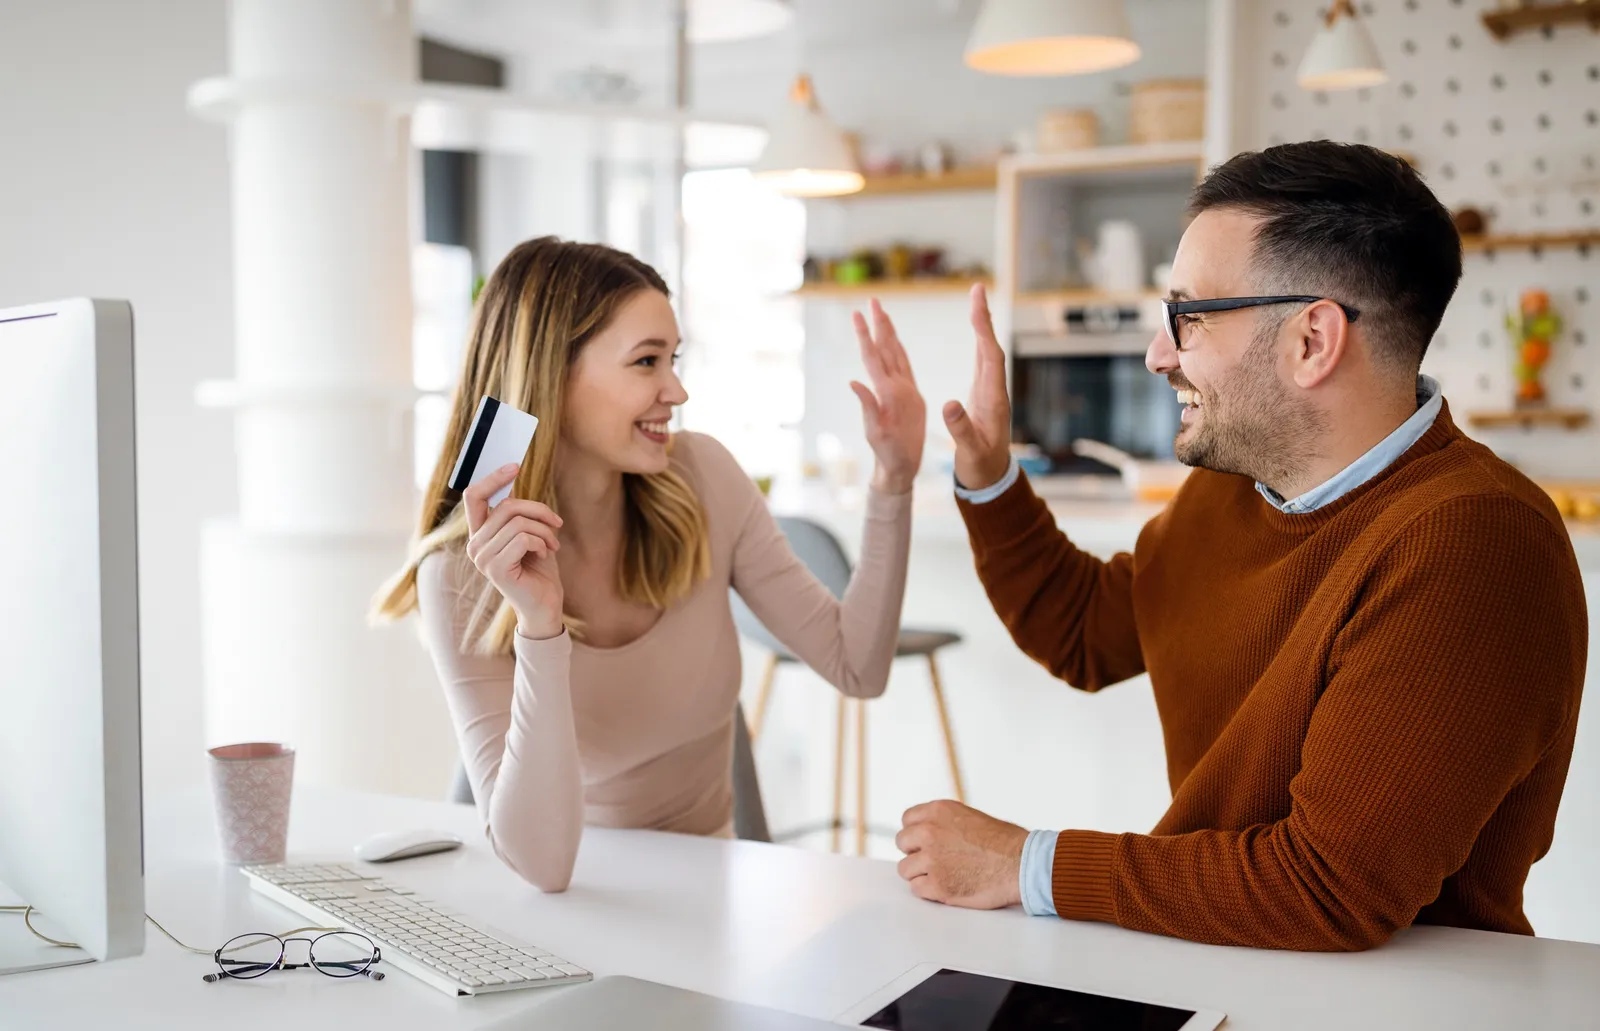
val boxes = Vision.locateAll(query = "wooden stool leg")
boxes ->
[927,653,966,804]
[748,653,780,743]
[854,697,868,857]
[831,692,847,853]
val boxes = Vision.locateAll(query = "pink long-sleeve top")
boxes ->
[415,432,912,891]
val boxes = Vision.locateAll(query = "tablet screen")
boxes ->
[860,968,1197,1031]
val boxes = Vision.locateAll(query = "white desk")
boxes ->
[4,786,1598,1030]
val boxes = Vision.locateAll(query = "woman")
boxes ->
[374,237,925,892]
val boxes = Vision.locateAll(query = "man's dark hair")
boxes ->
[1189,141,1462,373]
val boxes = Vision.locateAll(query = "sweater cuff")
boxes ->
[865,483,915,522]
[1052,829,1118,924]
[512,627,573,692]
[954,464,1050,545]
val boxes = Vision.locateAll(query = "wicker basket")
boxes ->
[1129,79,1206,144]
[1036,108,1099,153]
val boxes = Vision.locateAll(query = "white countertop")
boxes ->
[772,475,1600,568]
[4,786,1598,1030]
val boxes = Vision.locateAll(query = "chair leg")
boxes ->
[748,653,780,743]
[854,697,868,857]
[831,692,847,854]
[926,653,966,804]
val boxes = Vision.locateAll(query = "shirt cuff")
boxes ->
[952,457,1020,504]
[1019,829,1060,917]
[864,483,916,521]
[511,626,573,696]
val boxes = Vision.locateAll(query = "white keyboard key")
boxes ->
[243,861,589,997]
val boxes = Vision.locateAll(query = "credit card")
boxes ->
[448,395,538,507]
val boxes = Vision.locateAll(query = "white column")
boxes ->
[191,0,457,797]
[1205,0,1242,167]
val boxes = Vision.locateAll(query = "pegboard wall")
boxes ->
[1242,0,1599,479]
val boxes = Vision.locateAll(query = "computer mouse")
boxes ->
[353,829,464,863]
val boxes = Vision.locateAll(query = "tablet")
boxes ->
[835,963,1225,1031]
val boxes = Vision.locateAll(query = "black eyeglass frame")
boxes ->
[204,931,383,982]
[1161,296,1361,348]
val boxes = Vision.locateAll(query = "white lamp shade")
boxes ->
[965,0,1141,77]
[1297,8,1387,91]
[752,75,863,198]
[689,0,793,43]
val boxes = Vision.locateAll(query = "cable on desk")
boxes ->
[5,907,337,956]
[4,905,81,948]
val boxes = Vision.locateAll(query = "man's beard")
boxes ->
[1172,326,1325,488]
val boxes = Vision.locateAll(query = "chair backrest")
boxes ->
[774,516,854,596]
[447,702,772,845]
[729,703,771,843]
[730,516,854,655]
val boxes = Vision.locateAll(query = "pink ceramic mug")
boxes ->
[207,742,295,865]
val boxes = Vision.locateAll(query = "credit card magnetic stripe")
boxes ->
[450,395,501,492]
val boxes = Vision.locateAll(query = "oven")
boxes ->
[1009,297,1182,477]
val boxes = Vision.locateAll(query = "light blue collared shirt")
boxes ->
[1253,376,1443,513]
[952,459,1021,504]
[964,377,1443,916]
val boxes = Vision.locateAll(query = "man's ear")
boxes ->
[1290,299,1353,390]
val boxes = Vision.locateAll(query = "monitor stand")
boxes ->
[0,880,93,976]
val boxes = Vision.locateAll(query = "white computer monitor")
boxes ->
[0,298,144,975]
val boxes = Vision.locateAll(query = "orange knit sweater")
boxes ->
[958,402,1587,951]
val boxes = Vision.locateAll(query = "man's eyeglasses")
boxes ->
[1161,296,1361,349]
[202,931,384,983]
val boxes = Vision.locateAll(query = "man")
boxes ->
[896,141,1587,952]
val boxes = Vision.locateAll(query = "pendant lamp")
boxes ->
[751,74,863,198]
[965,0,1141,77]
[1297,0,1387,92]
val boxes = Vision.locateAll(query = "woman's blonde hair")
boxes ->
[372,237,710,651]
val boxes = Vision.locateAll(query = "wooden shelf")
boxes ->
[1015,288,1162,306]
[1004,140,1206,179]
[849,167,997,197]
[792,276,992,298]
[1482,2,1600,40]
[1537,479,1600,494]
[1466,407,1592,430]
[1460,230,1600,253]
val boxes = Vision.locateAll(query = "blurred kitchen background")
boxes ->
[1,0,1595,942]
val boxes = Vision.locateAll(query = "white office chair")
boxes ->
[732,516,965,856]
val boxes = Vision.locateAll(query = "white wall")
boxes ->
[693,0,1212,157]
[0,0,234,795]
[691,0,1211,471]
[1236,0,1600,478]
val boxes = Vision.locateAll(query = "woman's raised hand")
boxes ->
[462,465,566,639]
[850,299,928,495]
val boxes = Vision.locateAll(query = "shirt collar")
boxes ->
[1256,375,1443,514]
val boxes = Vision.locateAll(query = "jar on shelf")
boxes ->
[1037,108,1099,153]
[1129,79,1206,144]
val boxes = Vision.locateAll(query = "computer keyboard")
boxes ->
[241,862,592,997]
